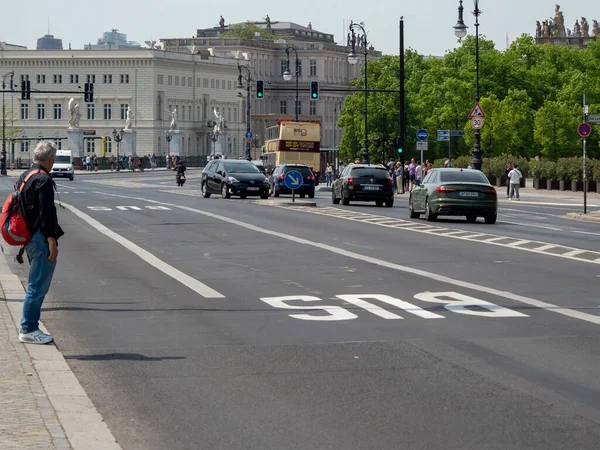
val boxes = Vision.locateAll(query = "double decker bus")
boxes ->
[262,121,321,180]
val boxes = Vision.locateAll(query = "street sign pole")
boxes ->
[583,94,588,215]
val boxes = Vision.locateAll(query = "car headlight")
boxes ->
[227,176,239,183]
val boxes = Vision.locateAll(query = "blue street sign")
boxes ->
[437,130,450,141]
[450,130,465,137]
[284,170,304,190]
[416,129,429,141]
[245,131,253,139]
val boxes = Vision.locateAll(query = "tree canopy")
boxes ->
[220,23,275,40]
[338,35,600,164]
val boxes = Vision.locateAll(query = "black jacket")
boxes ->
[16,164,64,240]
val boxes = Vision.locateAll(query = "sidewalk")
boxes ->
[3,166,202,178]
[0,251,120,449]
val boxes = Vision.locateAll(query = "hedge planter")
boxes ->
[547,180,559,191]
[533,179,547,190]
[558,180,566,191]
[571,181,583,192]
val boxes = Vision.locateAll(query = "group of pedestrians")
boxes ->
[384,158,434,194]
[82,154,98,171]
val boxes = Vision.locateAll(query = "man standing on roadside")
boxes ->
[505,162,513,198]
[16,141,64,344]
[508,164,522,201]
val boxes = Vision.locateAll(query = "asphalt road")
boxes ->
[3,170,600,450]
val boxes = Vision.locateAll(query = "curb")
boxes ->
[0,251,121,450]
[566,212,600,223]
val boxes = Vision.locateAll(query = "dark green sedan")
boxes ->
[409,168,498,224]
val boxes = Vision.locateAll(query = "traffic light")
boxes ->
[310,81,319,100]
[397,137,405,165]
[256,79,264,99]
[21,80,30,100]
[84,83,94,103]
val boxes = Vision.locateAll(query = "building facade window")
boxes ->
[20,104,29,120]
[103,74,113,84]
[181,77,185,87]
[37,104,45,120]
[188,77,192,87]
[280,101,287,114]
[280,60,287,76]
[56,140,62,150]
[216,80,220,89]
[157,74,164,84]
[53,103,62,120]
[188,106,192,121]
[309,101,316,116]
[310,60,317,76]
[21,141,29,153]
[86,140,95,153]
[21,74,30,82]
[295,100,302,116]
[53,74,62,84]
[104,104,112,120]
[168,75,172,85]
[211,79,215,88]
[37,75,46,84]
[120,104,128,120]
[87,103,95,120]
[106,138,112,153]
[203,79,208,88]
[175,76,179,86]
[70,74,79,84]
[120,74,130,84]
[297,60,303,76]
[87,74,96,83]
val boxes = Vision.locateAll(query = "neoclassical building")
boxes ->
[0,48,246,161]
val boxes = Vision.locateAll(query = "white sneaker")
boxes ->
[18,329,53,344]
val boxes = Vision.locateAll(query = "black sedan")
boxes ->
[332,164,395,207]
[201,160,270,199]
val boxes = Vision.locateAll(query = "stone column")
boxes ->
[121,130,137,156]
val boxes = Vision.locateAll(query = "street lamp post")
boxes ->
[112,128,124,172]
[1,71,15,175]
[348,21,370,165]
[283,47,300,122]
[454,0,483,171]
[211,130,219,158]
[237,63,253,161]
[165,130,172,168]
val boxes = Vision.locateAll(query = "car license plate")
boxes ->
[247,187,259,191]
[363,185,380,191]
[459,191,479,197]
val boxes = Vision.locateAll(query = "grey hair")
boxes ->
[33,141,57,162]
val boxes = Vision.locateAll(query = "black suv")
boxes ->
[269,164,316,198]
[201,159,270,199]
[332,164,394,207]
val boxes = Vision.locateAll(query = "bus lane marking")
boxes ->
[92,192,600,326]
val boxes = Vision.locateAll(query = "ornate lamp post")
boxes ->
[211,129,219,159]
[165,130,172,168]
[237,63,253,161]
[1,71,15,175]
[112,128,124,171]
[282,46,300,122]
[348,22,370,165]
[454,0,483,170]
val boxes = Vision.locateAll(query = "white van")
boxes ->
[50,150,74,181]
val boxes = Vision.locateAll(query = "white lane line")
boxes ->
[60,201,225,299]
[501,220,564,232]
[482,237,511,243]
[562,249,587,258]
[533,244,557,251]
[95,191,600,326]
[499,200,599,207]
[462,233,490,240]
[507,240,532,247]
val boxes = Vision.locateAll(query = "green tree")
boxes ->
[220,23,275,40]
[533,100,580,159]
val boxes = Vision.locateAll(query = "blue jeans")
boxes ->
[21,232,57,334]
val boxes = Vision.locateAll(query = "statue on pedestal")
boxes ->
[264,15,272,32]
[573,19,581,37]
[169,108,179,132]
[542,20,551,37]
[124,106,134,130]
[554,5,566,37]
[219,16,225,32]
[68,98,81,129]
[536,21,542,38]
[593,20,600,37]
[213,108,225,132]
[581,17,590,37]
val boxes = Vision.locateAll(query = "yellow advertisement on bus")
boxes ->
[263,121,321,176]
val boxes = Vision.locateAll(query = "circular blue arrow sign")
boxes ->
[284,170,304,190]
[245,131,253,139]
[416,129,429,141]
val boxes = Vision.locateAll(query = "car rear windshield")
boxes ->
[284,166,313,176]
[55,156,71,164]
[351,168,389,179]
[440,170,489,183]
[224,162,260,173]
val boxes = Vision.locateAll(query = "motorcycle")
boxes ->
[176,173,186,187]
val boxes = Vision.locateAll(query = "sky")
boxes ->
[0,0,598,56]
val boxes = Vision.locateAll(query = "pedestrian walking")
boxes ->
[325,163,333,187]
[508,164,522,200]
[150,153,157,170]
[415,161,423,187]
[15,141,64,344]
[505,162,513,198]
[408,158,417,191]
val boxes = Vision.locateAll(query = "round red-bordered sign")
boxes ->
[578,122,592,137]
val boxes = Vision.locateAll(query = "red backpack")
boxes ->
[1,170,43,246]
